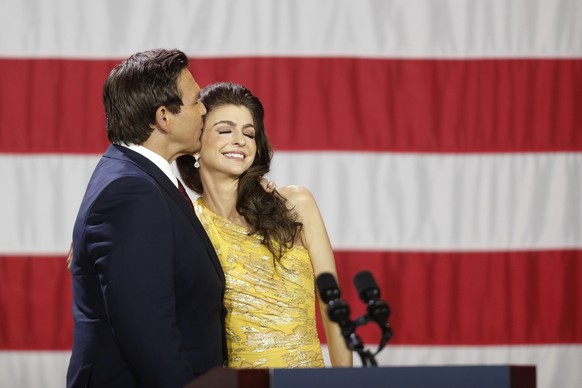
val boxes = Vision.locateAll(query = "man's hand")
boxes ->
[260,177,277,193]
[66,243,73,271]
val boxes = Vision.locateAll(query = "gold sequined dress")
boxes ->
[194,198,325,368]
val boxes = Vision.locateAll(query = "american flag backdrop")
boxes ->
[1,1,581,387]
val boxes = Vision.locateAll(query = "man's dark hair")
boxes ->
[103,48,189,145]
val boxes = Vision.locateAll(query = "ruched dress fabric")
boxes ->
[194,198,325,368]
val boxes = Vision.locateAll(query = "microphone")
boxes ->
[353,270,393,353]
[316,273,352,328]
[316,272,386,366]
[353,271,391,326]
[316,272,340,303]
[316,272,371,360]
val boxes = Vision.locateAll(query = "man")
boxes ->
[67,49,226,387]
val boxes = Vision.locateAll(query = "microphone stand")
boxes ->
[350,314,393,366]
[316,272,393,367]
[326,299,378,367]
[340,324,378,367]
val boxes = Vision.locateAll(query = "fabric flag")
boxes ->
[1,1,581,387]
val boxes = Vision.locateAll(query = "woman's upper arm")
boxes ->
[281,186,354,366]
[280,185,338,277]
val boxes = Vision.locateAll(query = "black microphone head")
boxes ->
[316,272,341,304]
[354,270,380,303]
[368,299,391,324]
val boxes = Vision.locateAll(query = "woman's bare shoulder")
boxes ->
[277,185,317,211]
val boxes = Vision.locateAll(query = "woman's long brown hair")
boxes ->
[176,82,302,259]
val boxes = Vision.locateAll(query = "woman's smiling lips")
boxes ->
[223,151,245,160]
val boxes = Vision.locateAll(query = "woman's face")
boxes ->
[198,104,257,177]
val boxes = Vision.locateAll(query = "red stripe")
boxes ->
[0,256,73,350]
[1,58,580,153]
[328,250,582,346]
[2,251,580,350]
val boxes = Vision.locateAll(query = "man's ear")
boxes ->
[152,106,171,133]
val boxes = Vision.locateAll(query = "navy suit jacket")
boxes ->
[67,145,227,388]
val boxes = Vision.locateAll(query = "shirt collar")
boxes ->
[121,144,178,188]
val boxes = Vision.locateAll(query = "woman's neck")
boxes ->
[200,171,248,227]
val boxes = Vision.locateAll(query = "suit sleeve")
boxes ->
[85,176,194,387]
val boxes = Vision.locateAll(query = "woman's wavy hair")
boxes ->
[176,82,302,259]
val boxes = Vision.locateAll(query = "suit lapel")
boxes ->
[105,145,226,284]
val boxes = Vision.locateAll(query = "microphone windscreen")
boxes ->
[316,272,340,303]
[353,271,380,301]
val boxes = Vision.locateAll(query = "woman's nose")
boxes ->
[232,130,246,145]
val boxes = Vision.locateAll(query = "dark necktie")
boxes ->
[177,180,194,210]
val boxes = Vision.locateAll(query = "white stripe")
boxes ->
[1,152,580,254]
[269,152,582,251]
[0,155,100,255]
[1,0,580,59]
[0,351,70,388]
[1,345,580,388]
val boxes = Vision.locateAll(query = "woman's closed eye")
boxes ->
[215,124,236,134]
[215,124,255,139]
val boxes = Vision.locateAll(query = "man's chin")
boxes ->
[187,142,201,154]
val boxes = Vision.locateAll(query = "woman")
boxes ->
[176,82,352,368]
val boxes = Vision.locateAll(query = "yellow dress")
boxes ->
[194,198,325,368]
